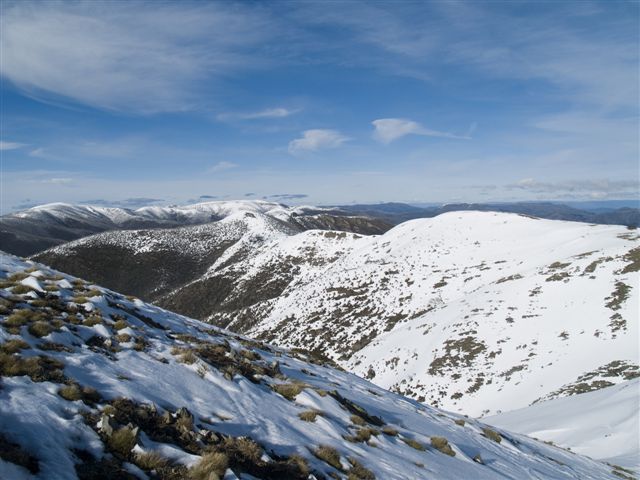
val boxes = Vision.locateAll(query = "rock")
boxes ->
[97,414,115,436]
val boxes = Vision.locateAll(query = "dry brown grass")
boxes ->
[431,436,456,456]
[189,451,228,480]
[0,339,30,354]
[350,415,366,426]
[272,382,305,400]
[401,437,426,451]
[113,319,128,331]
[298,410,322,422]
[482,427,502,443]
[28,321,53,338]
[108,426,138,457]
[134,451,170,471]
[348,457,375,479]
[313,445,342,471]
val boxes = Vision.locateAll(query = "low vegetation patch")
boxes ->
[348,457,375,479]
[298,410,322,422]
[431,436,456,456]
[272,382,306,401]
[0,433,39,474]
[402,437,426,451]
[482,427,502,443]
[314,445,343,471]
[189,451,228,480]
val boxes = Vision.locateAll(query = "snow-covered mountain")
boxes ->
[1,201,390,256]
[1,253,628,480]
[33,211,639,421]
[486,379,639,471]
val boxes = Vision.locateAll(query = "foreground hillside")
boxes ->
[0,253,629,480]
[32,211,639,417]
[487,379,639,471]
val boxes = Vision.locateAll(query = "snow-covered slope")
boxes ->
[29,211,640,419]
[1,253,628,480]
[486,379,640,471]
[200,212,638,416]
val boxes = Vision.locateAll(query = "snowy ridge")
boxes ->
[0,253,630,479]
[193,212,639,417]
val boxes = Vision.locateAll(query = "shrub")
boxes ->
[28,321,52,338]
[346,427,378,443]
[482,427,502,443]
[431,436,455,456]
[178,350,198,365]
[402,437,426,451]
[83,315,102,327]
[381,426,398,436]
[0,339,30,354]
[350,415,366,426]
[189,452,228,480]
[454,419,465,426]
[314,445,342,471]
[224,436,262,464]
[298,410,322,422]
[59,384,83,401]
[348,457,375,480]
[12,284,33,294]
[115,333,132,343]
[134,451,170,471]
[113,319,128,331]
[0,353,65,382]
[108,426,138,457]
[272,382,305,401]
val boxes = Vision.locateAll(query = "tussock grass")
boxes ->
[348,457,375,479]
[108,426,138,457]
[189,451,228,480]
[482,427,502,443]
[381,426,399,436]
[401,437,426,451]
[313,445,342,471]
[113,319,128,331]
[134,451,170,471]
[28,321,53,338]
[0,339,30,354]
[272,382,306,400]
[431,436,456,456]
[298,410,322,422]
[350,415,366,426]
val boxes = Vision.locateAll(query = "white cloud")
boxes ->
[288,129,349,155]
[0,141,25,150]
[208,161,238,173]
[217,107,299,121]
[372,118,470,144]
[41,177,73,185]
[0,2,273,113]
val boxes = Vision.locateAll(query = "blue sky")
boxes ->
[0,0,638,213]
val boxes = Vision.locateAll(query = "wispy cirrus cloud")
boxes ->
[506,178,639,199]
[372,118,471,144]
[288,129,349,155]
[0,141,26,150]
[207,161,238,173]
[217,107,299,121]
[0,1,275,113]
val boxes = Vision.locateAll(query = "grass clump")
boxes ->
[0,339,30,354]
[350,415,366,426]
[345,427,378,443]
[482,427,502,443]
[0,353,65,382]
[134,451,170,471]
[401,437,426,451]
[313,445,342,471]
[272,382,305,401]
[112,319,128,331]
[431,436,456,456]
[454,418,465,426]
[11,284,34,295]
[348,457,375,480]
[5,309,45,328]
[59,384,83,401]
[108,426,138,457]
[381,426,399,436]
[72,296,89,304]
[28,321,53,338]
[83,315,102,327]
[189,451,228,480]
[298,410,322,422]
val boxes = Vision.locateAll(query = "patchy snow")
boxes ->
[0,252,628,479]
